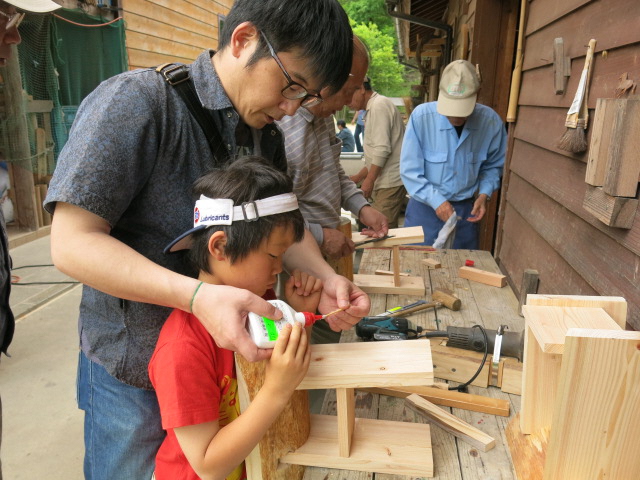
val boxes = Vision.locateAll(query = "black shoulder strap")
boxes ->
[156,63,229,164]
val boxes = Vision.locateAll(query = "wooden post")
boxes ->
[235,355,310,480]
[518,268,539,316]
[336,388,355,457]
[2,47,38,230]
[392,245,400,287]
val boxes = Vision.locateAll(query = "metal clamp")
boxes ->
[241,201,260,221]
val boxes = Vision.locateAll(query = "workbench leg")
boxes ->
[392,246,400,287]
[336,388,355,457]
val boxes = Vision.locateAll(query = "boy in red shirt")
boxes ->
[149,157,321,479]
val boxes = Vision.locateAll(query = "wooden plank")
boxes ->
[352,226,424,248]
[500,358,523,395]
[458,266,507,287]
[126,30,203,61]
[26,99,53,114]
[526,294,627,329]
[336,388,355,457]
[505,413,547,480]
[519,325,562,434]
[505,173,640,330]
[545,328,640,479]
[123,0,219,39]
[601,98,640,197]
[583,185,638,229]
[283,415,433,477]
[522,305,620,354]
[33,185,43,228]
[518,268,539,316]
[297,340,433,390]
[508,140,640,256]
[585,97,616,185]
[422,258,442,269]
[522,0,640,71]
[430,340,491,388]
[392,245,400,286]
[552,37,570,95]
[352,273,425,295]
[405,394,496,452]
[359,386,510,417]
[126,48,192,70]
[236,355,308,480]
[525,0,591,36]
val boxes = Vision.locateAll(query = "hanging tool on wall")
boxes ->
[558,39,597,153]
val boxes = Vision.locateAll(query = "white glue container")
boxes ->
[247,299,321,348]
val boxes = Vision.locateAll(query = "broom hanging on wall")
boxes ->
[558,39,597,153]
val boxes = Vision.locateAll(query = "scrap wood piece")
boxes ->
[405,394,496,452]
[615,72,636,98]
[359,385,510,417]
[422,258,442,269]
[458,266,506,287]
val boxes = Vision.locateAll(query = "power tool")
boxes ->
[355,316,524,361]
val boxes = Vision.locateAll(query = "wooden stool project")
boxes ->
[237,339,435,479]
[507,295,640,480]
[352,226,425,295]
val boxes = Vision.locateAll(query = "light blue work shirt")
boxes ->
[400,101,506,210]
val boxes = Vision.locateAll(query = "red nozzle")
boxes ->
[303,312,324,327]
[465,259,475,267]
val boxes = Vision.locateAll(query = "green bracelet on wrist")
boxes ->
[190,281,204,313]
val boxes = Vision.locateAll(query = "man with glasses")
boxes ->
[45,1,367,479]
[0,2,60,480]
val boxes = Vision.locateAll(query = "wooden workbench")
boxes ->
[303,248,524,480]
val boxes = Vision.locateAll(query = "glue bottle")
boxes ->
[247,299,322,348]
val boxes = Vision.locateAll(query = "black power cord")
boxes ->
[11,264,80,286]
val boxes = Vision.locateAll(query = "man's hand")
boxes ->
[318,274,370,331]
[191,284,284,362]
[467,194,488,223]
[358,206,389,238]
[435,200,455,222]
[360,177,375,199]
[321,228,355,259]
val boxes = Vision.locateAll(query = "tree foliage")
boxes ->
[340,0,411,97]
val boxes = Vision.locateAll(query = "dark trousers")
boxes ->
[354,123,364,152]
[404,198,479,249]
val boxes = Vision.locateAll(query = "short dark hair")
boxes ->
[218,0,353,95]
[336,119,346,128]
[363,76,372,91]
[188,157,305,273]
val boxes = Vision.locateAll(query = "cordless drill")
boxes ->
[355,316,420,341]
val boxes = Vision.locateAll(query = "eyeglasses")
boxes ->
[260,32,323,108]
[0,10,25,30]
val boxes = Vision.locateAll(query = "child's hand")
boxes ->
[285,270,323,313]
[263,324,311,397]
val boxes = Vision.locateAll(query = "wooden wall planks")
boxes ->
[497,0,640,330]
[123,0,233,70]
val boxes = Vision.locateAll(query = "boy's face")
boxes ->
[214,224,296,296]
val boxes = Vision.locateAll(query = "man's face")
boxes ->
[446,116,468,127]
[348,85,366,111]
[307,54,368,119]
[0,3,22,67]
[234,46,323,129]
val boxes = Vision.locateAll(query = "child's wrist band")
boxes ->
[190,281,204,313]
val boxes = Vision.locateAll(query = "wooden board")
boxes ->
[236,355,309,480]
[545,328,640,479]
[353,273,425,295]
[360,386,510,417]
[352,226,424,249]
[423,258,442,268]
[405,394,496,452]
[458,266,507,287]
[336,388,355,457]
[583,185,638,229]
[282,415,433,477]
[431,340,491,388]
[500,358,523,395]
[526,294,628,328]
[297,340,433,390]
[522,305,621,354]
